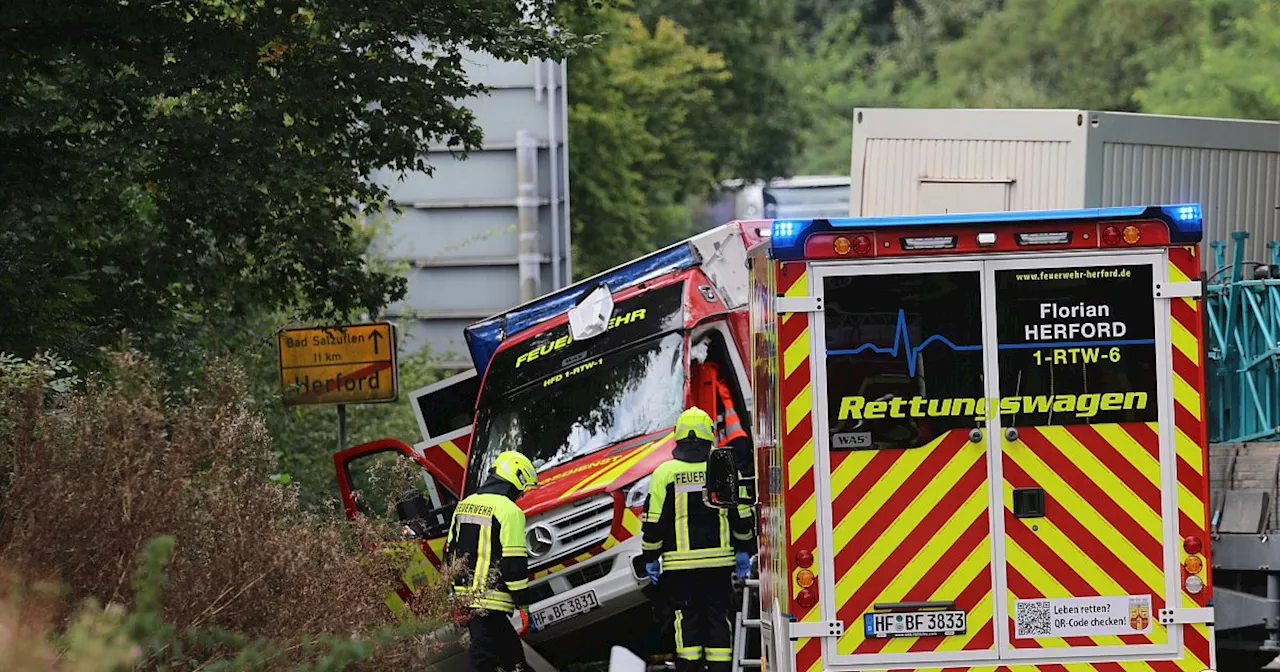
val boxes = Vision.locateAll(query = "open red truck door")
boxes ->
[333,370,479,618]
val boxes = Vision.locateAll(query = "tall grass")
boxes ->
[0,350,453,670]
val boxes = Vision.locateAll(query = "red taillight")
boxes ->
[1101,225,1121,246]
[796,586,819,609]
[852,235,873,256]
[795,549,814,569]
[1184,535,1203,555]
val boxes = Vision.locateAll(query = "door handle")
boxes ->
[873,600,957,611]
[1013,487,1046,519]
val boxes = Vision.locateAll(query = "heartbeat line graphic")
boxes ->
[827,308,980,377]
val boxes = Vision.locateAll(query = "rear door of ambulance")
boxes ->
[805,247,1189,669]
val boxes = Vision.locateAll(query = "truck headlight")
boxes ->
[624,475,651,509]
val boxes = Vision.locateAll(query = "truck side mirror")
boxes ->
[705,448,739,509]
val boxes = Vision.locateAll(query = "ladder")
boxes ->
[732,575,762,672]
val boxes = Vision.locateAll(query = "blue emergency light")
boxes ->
[464,242,699,379]
[767,204,1203,260]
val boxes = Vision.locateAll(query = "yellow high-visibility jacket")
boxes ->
[445,491,530,612]
[641,443,754,571]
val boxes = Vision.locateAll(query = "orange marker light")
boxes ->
[1184,555,1204,574]
[833,236,852,256]
[796,569,815,588]
[1122,225,1141,244]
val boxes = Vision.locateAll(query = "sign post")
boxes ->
[277,322,399,447]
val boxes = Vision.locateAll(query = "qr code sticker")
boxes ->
[1015,599,1052,638]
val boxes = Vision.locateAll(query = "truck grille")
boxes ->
[524,494,614,570]
[525,557,616,604]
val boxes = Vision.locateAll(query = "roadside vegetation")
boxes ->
[0,351,452,670]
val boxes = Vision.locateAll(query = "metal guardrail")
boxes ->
[1206,232,1280,443]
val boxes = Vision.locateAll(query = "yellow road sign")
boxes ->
[278,322,398,406]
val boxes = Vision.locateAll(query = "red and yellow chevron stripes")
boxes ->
[777,261,824,672]
[769,249,1213,672]
[552,431,675,503]
[1169,246,1214,670]
[529,502,643,580]
[424,432,470,493]
[1168,247,1212,608]
[858,658,1212,671]
[383,536,449,620]
[1002,422,1169,650]
[832,430,995,656]
[751,252,785,614]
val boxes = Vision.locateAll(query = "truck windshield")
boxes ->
[467,332,685,493]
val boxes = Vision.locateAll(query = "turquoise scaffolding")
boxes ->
[1206,232,1280,443]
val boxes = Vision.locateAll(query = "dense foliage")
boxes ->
[0,0,589,370]
[790,0,1280,174]
[566,0,808,276]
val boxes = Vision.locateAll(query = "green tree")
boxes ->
[794,0,899,48]
[859,0,1001,106]
[567,6,731,276]
[633,0,809,182]
[792,8,891,174]
[1138,0,1280,119]
[925,0,1197,110]
[0,0,588,372]
[789,0,996,173]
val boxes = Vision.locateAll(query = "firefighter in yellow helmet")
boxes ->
[642,407,755,672]
[445,450,538,672]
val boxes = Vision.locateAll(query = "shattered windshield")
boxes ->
[467,332,685,494]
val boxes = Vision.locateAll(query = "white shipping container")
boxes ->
[850,108,1280,262]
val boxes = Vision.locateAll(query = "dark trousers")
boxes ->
[663,568,734,672]
[467,610,527,672]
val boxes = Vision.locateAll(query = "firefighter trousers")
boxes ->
[662,567,734,672]
[467,610,527,672]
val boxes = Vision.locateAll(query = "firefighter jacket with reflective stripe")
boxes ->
[702,366,757,551]
[714,378,749,448]
[641,441,755,571]
[444,489,530,612]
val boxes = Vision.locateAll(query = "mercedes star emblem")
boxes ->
[526,525,554,558]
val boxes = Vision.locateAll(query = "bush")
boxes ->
[0,350,455,670]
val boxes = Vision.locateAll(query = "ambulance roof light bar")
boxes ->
[768,203,1202,260]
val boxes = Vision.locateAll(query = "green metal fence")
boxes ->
[1206,232,1280,443]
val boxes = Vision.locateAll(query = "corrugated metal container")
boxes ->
[851,108,1280,260]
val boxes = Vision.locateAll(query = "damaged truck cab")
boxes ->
[334,222,766,640]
